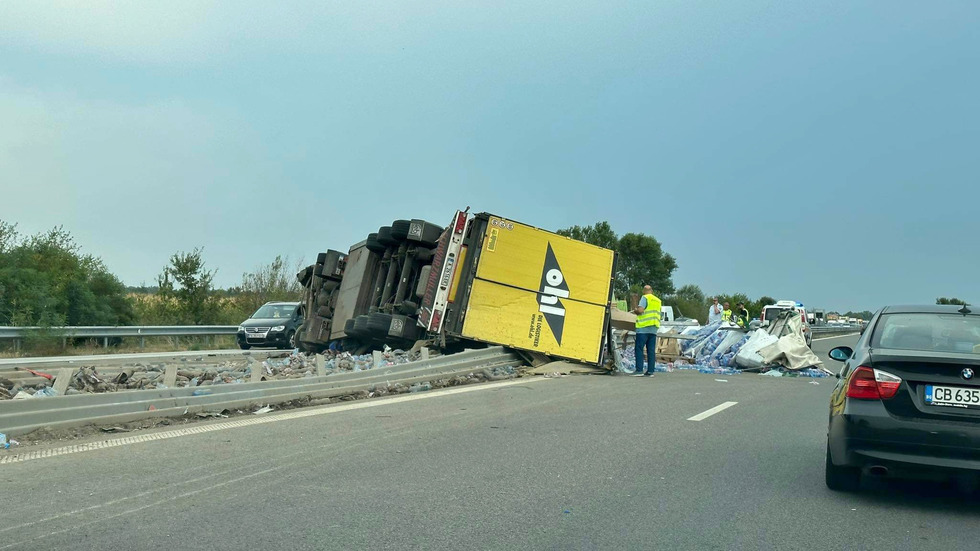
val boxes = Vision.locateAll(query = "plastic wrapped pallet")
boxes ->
[735,329,780,369]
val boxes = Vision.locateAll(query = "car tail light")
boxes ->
[846,366,902,400]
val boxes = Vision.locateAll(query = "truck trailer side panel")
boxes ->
[473,215,615,307]
[460,278,607,364]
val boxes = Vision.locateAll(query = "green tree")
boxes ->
[555,221,619,251]
[0,222,134,327]
[937,297,969,306]
[844,310,874,320]
[239,255,303,315]
[557,221,677,297]
[157,248,219,324]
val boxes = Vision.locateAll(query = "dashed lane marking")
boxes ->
[687,401,738,421]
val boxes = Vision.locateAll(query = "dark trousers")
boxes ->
[635,332,658,374]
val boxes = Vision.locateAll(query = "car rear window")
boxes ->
[872,313,980,354]
[763,308,783,321]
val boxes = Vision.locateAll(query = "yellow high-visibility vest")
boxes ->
[636,293,661,329]
[722,309,733,322]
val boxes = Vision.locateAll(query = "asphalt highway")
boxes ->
[3,333,979,550]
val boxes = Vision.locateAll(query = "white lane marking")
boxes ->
[687,401,738,421]
[0,378,549,465]
[813,333,859,341]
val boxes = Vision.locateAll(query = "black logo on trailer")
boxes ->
[537,243,569,345]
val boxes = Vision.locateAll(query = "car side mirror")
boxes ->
[828,346,852,362]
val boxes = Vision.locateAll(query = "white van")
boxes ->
[761,300,812,347]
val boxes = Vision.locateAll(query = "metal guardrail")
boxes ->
[0,347,523,437]
[0,326,238,339]
[0,325,238,350]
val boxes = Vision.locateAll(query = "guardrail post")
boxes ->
[164,365,178,387]
[140,336,145,349]
[420,348,430,361]
[372,350,383,369]
[14,339,20,352]
[103,337,108,348]
[53,368,75,395]
[316,354,326,377]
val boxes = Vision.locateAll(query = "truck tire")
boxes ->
[390,220,412,241]
[389,314,422,341]
[347,315,372,339]
[296,265,314,287]
[367,313,393,336]
[343,318,356,335]
[316,305,332,318]
[316,291,332,307]
[366,233,385,253]
[377,226,398,247]
[405,220,444,248]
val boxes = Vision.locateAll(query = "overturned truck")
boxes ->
[295,210,617,365]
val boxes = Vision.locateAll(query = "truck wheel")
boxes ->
[409,220,445,248]
[391,220,412,241]
[377,226,398,247]
[367,313,393,336]
[347,315,372,339]
[343,318,356,335]
[366,233,385,253]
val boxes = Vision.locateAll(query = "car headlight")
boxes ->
[271,325,285,332]
[238,325,245,332]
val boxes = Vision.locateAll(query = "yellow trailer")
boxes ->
[421,212,616,365]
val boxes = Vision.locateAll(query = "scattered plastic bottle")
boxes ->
[192,389,212,396]
[409,382,432,393]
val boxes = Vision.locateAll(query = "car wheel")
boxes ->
[286,330,296,349]
[239,343,251,350]
[825,444,860,492]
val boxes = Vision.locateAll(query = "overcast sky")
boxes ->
[1,1,976,314]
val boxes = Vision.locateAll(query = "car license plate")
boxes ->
[247,333,267,340]
[925,385,980,408]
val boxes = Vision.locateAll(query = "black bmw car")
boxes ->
[825,304,980,491]
[237,302,304,350]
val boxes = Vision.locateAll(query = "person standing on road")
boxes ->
[707,298,724,324]
[633,285,661,377]
[722,302,733,323]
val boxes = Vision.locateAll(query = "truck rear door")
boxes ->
[449,214,616,364]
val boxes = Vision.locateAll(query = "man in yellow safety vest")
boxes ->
[633,285,661,377]
[722,302,733,323]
